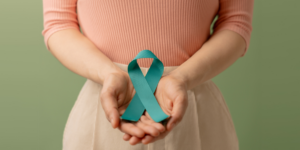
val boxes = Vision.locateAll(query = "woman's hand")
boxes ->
[100,69,165,139]
[123,71,189,145]
[154,72,189,131]
[123,114,169,145]
[100,70,134,127]
[100,70,143,137]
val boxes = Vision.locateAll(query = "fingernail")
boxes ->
[109,116,116,128]
[111,119,115,125]
[109,116,113,123]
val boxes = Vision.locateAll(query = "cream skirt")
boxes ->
[62,62,239,150]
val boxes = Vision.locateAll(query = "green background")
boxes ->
[0,1,299,150]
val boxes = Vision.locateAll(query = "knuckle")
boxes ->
[174,114,183,123]
[106,107,117,116]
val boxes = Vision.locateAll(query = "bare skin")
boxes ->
[47,29,163,139]
[123,29,246,145]
[47,28,246,145]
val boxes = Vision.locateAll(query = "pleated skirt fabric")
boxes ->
[62,62,239,150]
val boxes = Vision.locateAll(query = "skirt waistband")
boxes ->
[113,62,179,76]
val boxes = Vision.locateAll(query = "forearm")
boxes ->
[170,30,246,90]
[47,29,122,85]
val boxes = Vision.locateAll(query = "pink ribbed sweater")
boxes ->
[42,0,253,67]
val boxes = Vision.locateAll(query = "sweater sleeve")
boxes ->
[42,0,80,50]
[212,0,254,57]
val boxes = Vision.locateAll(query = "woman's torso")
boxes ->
[76,0,219,67]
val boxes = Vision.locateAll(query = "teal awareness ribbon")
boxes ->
[120,50,169,123]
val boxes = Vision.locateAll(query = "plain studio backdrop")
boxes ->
[0,0,299,150]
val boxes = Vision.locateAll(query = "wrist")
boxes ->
[97,63,125,85]
[168,69,190,90]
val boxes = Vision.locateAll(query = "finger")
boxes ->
[136,120,160,137]
[119,79,134,107]
[117,89,127,106]
[147,130,170,144]
[143,113,166,132]
[118,121,145,138]
[118,103,130,115]
[141,115,165,133]
[167,95,188,131]
[128,80,136,100]
[123,133,131,141]
[100,90,120,129]
[141,135,154,145]
[129,136,142,145]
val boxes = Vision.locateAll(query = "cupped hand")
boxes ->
[99,69,164,139]
[155,72,189,131]
[123,72,189,145]
[122,114,167,145]
[123,113,169,145]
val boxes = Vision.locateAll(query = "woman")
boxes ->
[42,0,253,149]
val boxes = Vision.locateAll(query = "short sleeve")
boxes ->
[42,0,80,50]
[212,0,254,57]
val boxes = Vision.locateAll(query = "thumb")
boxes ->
[167,94,188,131]
[100,90,120,129]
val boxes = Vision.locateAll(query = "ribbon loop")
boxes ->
[121,50,169,122]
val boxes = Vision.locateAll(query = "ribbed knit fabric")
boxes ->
[42,0,253,67]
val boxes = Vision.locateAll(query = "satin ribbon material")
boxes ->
[120,50,169,123]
